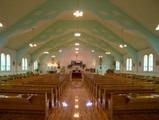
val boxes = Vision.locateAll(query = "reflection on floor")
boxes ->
[2,80,158,120]
[49,80,159,120]
[49,80,108,120]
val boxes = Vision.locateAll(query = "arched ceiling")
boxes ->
[0,0,159,62]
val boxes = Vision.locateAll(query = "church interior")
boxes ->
[0,0,159,120]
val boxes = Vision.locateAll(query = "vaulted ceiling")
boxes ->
[0,0,159,62]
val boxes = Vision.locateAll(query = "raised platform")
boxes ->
[72,72,82,79]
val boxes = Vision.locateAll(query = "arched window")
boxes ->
[149,54,153,71]
[22,58,28,71]
[25,58,28,70]
[1,53,5,71]
[126,58,132,71]
[34,60,38,70]
[143,54,153,72]
[22,58,25,71]
[115,61,120,71]
[126,58,129,71]
[143,55,148,71]
[6,54,11,71]
[129,58,132,71]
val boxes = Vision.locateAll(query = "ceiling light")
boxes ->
[43,51,49,54]
[74,33,81,37]
[156,24,159,31]
[73,10,83,17]
[124,44,127,47]
[91,50,95,53]
[75,43,80,46]
[75,48,79,51]
[99,56,103,58]
[0,22,3,27]
[59,49,62,53]
[105,51,111,55]
[29,43,37,47]
[119,44,123,48]
[119,44,127,48]
[29,43,33,47]
[33,44,37,47]
[51,55,56,58]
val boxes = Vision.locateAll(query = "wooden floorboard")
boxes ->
[1,79,159,120]
[48,80,109,120]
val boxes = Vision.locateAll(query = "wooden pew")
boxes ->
[1,73,69,106]
[0,84,55,108]
[0,73,69,120]
[84,73,159,120]
[0,91,50,120]
[108,92,159,120]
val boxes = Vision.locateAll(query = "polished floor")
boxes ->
[1,79,159,120]
[49,79,159,120]
[49,79,108,120]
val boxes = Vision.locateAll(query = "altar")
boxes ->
[72,69,82,79]
[68,60,85,80]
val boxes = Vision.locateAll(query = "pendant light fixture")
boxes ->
[156,24,159,31]
[73,0,83,56]
[73,0,83,18]
[0,22,3,28]
[119,28,128,48]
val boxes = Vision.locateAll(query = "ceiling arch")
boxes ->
[17,31,123,58]
[31,34,123,62]
[38,40,114,63]
[0,0,158,62]
[16,20,136,61]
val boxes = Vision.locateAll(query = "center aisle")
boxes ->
[49,80,109,120]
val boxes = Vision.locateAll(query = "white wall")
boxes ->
[0,48,31,75]
[119,48,159,76]
[0,48,16,75]
[1,47,159,76]
[39,48,113,74]
[16,54,31,74]
[137,48,159,76]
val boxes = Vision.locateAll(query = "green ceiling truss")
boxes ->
[37,43,74,63]
[33,35,120,63]
[18,30,123,60]
[30,32,123,61]
[0,0,158,62]
[92,0,159,55]
[32,37,75,61]
[17,20,135,61]
[39,40,113,63]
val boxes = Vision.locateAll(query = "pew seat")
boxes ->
[0,93,50,120]
[108,93,159,120]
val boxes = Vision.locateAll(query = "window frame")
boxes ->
[22,57,28,71]
[115,60,120,71]
[1,53,6,71]
[33,60,38,71]
[126,58,132,71]
[143,53,154,72]
[0,53,11,72]
[6,54,11,71]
